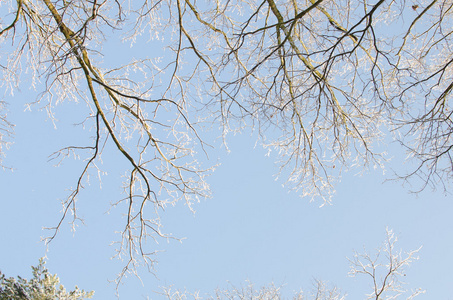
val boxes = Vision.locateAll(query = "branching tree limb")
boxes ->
[1,0,452,282]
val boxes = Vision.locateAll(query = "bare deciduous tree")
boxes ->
[1,0,451,279]
[159,280,345,300]
[158,230,422,299]
[348,229,425,299]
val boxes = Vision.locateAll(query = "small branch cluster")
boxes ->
[348,229,425,299]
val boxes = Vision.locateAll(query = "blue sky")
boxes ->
[1,91,452,299]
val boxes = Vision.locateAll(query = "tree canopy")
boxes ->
[1,0,452,282]
[0,258,93,300]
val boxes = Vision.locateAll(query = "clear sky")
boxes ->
[0,88,452,299]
